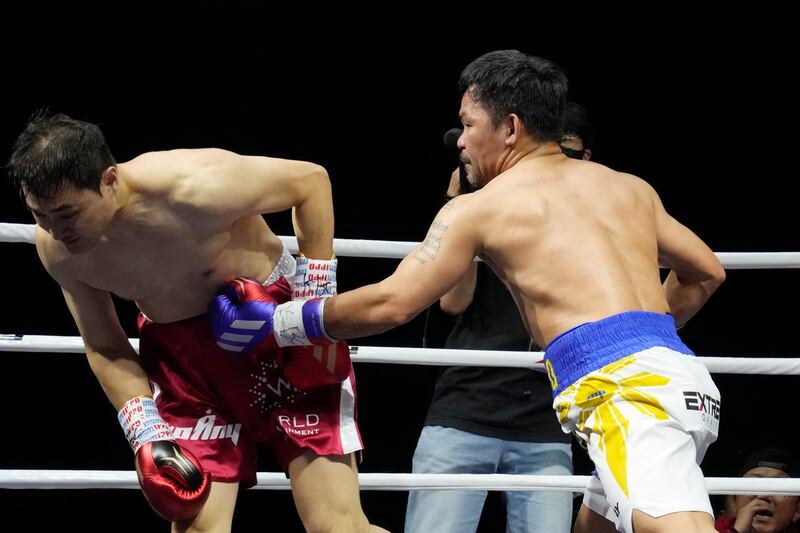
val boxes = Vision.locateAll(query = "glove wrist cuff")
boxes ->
[274,298,335,346]
[118,396,173,454]
[293,256,337,299]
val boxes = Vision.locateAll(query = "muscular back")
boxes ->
[473,156,669,346]
[323,147,719,345]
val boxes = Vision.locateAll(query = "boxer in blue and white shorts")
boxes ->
[546,311,721,533]
[236,50,727,533]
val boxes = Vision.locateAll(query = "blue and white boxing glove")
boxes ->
[210,278,348,387]
[272,296,335,346]
[209,278,282,353]
[209,277,334,353]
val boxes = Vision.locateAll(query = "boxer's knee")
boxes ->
[290,451,372,533]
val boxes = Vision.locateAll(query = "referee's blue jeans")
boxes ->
[405,425,573,533]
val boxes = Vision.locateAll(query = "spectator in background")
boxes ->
[560,101,593,161]
[715,448,800,533]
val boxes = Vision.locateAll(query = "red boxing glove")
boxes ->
[278,340,352,389]
[136,440,211,522]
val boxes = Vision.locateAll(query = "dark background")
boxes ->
[1,7,798,532]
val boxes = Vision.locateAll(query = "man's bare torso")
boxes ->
[39,150,284,323]
[472,155,670,346]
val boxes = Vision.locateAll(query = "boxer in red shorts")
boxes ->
[8,112,388,532]
[138,260,363,489]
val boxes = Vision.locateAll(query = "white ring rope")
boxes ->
[4,224,799,500]
[0,223,36,243]
[1,335,799,374]
[2,222,799,268]
[1,470,798,495]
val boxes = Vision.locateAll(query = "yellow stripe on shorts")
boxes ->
[559,355,671,497]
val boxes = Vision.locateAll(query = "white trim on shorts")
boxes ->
[338,374,362,454]
[264,245,297,286]
[554,346,720,533]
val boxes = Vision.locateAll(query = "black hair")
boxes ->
[458,50,568,143]
[7,110,115,199]
[562,101,594,150]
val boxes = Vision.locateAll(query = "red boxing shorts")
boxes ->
[137,274,362,489]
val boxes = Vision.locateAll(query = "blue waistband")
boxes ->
[543,311,693,397]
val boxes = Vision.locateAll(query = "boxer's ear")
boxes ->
[505,114,522,146]
[101,166,118,193]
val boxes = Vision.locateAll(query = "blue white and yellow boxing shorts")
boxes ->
[544,311,720,533]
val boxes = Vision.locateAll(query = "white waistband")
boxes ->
[264,245,296,285]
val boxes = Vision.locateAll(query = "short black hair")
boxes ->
[7,110,115,199]
[458,50,568,144]
[562,101,594,150]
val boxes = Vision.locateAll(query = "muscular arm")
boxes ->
[227,152,333,258]
[289,172,334,259]
[45,256,212,519]
[323,196,482,339]
[440,262,477,315]
[177,149,334,258]
[439,167,477,315]
[652,189,726,327]
[61,281,152,410]
[37,233,150,411]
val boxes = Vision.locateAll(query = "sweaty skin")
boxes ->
[22,130,387,532]
[322,91,724,348]
[27,148,333,408]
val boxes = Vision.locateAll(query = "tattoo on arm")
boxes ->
[413,219,448,264]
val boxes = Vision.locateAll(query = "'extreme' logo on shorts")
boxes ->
[683,391,720,421]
